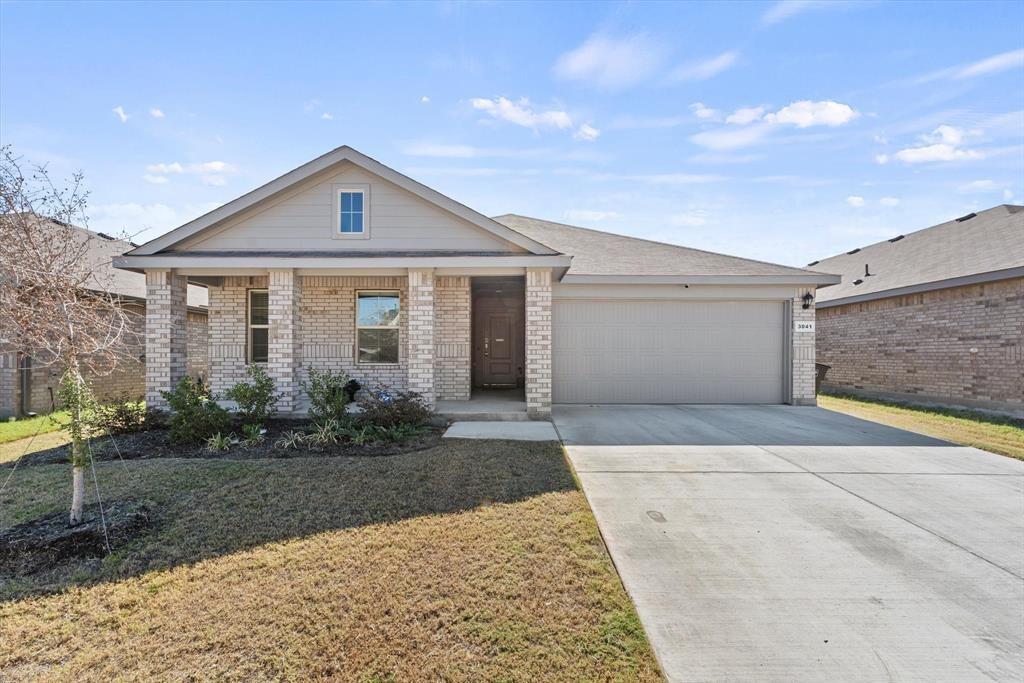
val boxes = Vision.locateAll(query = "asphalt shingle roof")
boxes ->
[493,214,826,278]
[810,204,1023,305]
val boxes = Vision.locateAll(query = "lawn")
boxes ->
[819,393,1024,460]
[0,439,661,681]
[0,411,67,445]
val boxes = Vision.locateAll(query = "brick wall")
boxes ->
[145,270,188,408]
[0,352,17,419]
[525,268,552,418]
[817,276,1024,414]
[791,287,817,406]
[434,276,471,400]
[207,276,259,395]
[268,269,302,412]
[406,269,435,405]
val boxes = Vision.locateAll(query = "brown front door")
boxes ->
[476,311,517,386]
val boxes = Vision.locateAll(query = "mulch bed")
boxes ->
[15,420,446,466]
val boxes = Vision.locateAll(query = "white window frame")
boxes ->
[332,182,371,240]
[248,289,269,364]
[355,290,400,365]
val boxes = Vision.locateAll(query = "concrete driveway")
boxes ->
[554,405,1024,682]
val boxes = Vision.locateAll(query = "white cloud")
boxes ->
[689,102,720,120]
[690,123,773,150]
[470,96,573,130]
[190,161,235,173]
[573,123,600,141]
[846,195,865,207]
[564,210,619,222]
[421,96,431,104]
[885,126,983,164]
[321,112,334,120]
[1004,188,1014,201]
[726,106,765,125]
[670,51,739,82]
[149,108,165,118]
[201,175,227,186]
[916,49,1024,83]
[879,197,901,206]
[146,162,184,174]
[553,33,666,89]
[669,211,708,227]
[761,1,836,26]
[112,106,128,123]
[764,100,859,128]
[143,174,169,185]
[959,179,999,192]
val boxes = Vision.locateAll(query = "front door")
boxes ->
[475,311,518,387]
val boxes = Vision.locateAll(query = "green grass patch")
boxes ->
[0,412,67,445]
[819,392,1024,460]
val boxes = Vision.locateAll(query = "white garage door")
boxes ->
[553,299,785,404]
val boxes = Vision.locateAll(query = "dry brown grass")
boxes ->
[0,439,660,681]
[819,393,1024,460]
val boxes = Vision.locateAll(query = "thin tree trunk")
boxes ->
[70,464,85,525]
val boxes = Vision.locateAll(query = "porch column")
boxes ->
[407,268,435,406]
[525,268,553,419]
[268,269,302,413]
[145,269,188,409]
[790,286,817,406]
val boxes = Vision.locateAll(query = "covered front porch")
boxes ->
[137,266,554,419]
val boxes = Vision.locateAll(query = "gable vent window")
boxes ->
[339,191,364,234]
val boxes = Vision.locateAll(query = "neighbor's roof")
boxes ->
[810,204,1024,307]
[494,214,839,285]
[35,217,208,308]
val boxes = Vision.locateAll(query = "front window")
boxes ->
[339,190,364,234]
[356,292,399,364]
[248,290,269,364]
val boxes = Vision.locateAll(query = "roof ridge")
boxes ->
[494,213,828,276]
[814,204,1020,264]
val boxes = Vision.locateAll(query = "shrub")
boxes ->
[224,364,280,425]
[91,396,147,435]
[356,386,433,429]
[241,423,265,446]
[205,432,235,452]
[161,377,231,443]
[300,367,355,422]
[274,430,307,451]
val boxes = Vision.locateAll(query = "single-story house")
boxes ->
[0,219,209,418]
[113,146,839,419]
[812,204,1023,416]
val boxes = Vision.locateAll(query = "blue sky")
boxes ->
[1,0,1022,266]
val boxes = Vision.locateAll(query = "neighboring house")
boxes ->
[812,204,1024,416]
[113,146,838,419]
[0,220,209,417]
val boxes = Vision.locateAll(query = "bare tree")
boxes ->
[0,146,138,525]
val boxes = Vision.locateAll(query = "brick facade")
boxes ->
[525,268,553,418]
[817,276,1024,414]
[791,287,817,406]
[434,276,471,400]
[406,269,436,405]
[268,269,302,412]
[145,270,188,408]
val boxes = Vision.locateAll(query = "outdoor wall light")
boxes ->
[801,292,814,309]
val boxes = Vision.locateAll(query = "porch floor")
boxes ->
[436,390,531,422]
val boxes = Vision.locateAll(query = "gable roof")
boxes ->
[494,214,839,285]
[810,204,1024,307]
[129,146,557,256]
[30,217,207,308]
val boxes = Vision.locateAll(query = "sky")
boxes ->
[1,0,1022,267]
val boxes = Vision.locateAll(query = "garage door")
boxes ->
[553,299,785,404]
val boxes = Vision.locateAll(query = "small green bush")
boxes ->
[205,432,235,452]
[241,423,265,446]
[224,364,280,425]
[300,367,352,422]
[91,396,147,435]
[161,377,231,443]
[356,387,433,429]
[274,430,307,450]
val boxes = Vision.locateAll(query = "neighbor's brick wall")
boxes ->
[525,268,553,418]
[791,287,817,406]
[434,276,471,401]
[817,276,1024,412]
[0,352,17,418]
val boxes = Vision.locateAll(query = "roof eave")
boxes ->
[113,253,572,273]
[559,273,842,286]
[816,266,1024,308]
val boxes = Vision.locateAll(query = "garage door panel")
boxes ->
[553,299,784,404]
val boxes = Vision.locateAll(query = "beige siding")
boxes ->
[176,162,525,253]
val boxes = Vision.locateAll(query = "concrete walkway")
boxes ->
[443,421,558,441]
[555,405,1024,682]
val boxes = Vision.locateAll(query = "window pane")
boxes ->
[340,212,351,233]
[357,294,399,327]
[358,328,399,364]
[351,192,363,211]
[251,327,269,364]
[341,191,352,212]
[249,291,268,326]
[350,212,363,233]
